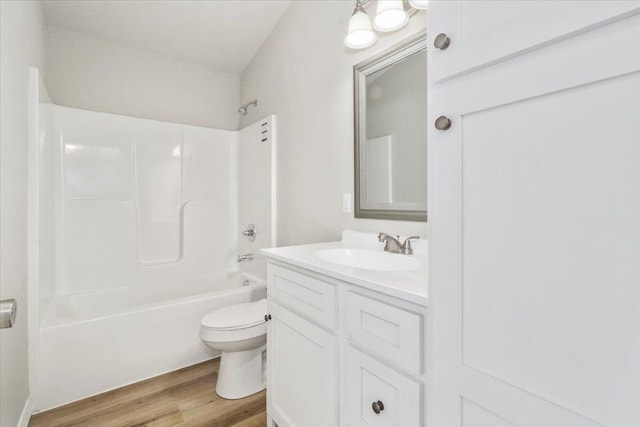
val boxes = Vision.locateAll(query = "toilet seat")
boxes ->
[201,299,267,331]
[198,298,268,399]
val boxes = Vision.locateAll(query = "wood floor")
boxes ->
[29,358,266,427]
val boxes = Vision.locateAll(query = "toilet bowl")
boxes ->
[199,298,267,399]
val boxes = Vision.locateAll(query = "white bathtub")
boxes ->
[35,272,266,411]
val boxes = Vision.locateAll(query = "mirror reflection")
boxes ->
[355,33,427,221]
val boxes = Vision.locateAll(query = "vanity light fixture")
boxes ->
[373,0,409,32]
[344,0,423,49]
[408,0,428,10]
[344,0,377,49]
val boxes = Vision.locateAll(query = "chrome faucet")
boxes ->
[237,253,253,262]
[378,233,420,255]
[378,233,403,253]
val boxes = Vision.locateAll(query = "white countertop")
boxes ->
[260,231,428,307]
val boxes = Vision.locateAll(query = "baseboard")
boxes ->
[18,397,33,427]
[36,356,222,413]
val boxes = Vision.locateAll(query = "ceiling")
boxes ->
[43,0,292,75]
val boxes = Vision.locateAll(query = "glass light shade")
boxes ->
[409,0,428,9]
[344,9,377,49]
[373,0,409,32]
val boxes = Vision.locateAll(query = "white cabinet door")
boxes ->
[429,2,640,427]
[267,300,338,427]
[429,0,639,82]
[344,346,422,427]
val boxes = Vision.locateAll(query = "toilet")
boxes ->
[199,298,267,399]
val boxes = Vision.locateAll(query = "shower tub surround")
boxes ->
[28,70,275,411]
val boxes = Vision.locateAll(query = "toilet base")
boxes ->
[216,345,266,400]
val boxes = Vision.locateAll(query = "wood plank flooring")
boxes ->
[29,358,266,427]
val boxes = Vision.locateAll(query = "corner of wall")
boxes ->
[0,0,47,425]
[237,2,428,246]
[17,398,33,427]
[44,26,241,130]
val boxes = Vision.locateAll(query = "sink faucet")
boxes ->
[378,233,420,255]
[378,233,403,253]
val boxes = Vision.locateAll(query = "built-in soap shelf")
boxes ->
[260,119,271,143]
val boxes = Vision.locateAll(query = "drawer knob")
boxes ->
[372,400,385,414]
[434,33,450,50]
[264,314,272,322]
[435,115,452,131]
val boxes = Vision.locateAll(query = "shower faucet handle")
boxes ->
[242,224,256,242]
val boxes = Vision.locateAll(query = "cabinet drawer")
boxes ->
[267,263,337,330]
[346,292,423,375]
[345,346,422,427]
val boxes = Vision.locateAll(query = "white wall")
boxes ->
[240,1,428,246]
[0,1,47,426]
[46,26,240,130]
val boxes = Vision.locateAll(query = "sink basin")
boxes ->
[315,248,421,272]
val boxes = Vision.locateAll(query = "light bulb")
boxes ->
[373,0,409,32]
[344,7,377,49]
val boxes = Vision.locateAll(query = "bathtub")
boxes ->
[35,272,266,411]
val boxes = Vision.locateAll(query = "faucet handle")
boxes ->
[242,224,256,242]
[401,236,420,255]
[378,232,400,241]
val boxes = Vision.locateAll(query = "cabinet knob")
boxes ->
[435,116,452,131]
[264,314,272,322]
[372,400,385,414]
[434,33,451,50]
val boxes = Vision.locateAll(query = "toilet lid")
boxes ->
[201,299,267,330]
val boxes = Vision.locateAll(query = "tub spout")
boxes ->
[237,253,254,262]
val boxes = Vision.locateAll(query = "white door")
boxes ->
[267,300,338,427]
[430,1,640,82]
[428,2,640,427]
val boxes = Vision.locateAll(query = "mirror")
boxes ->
[354,33,427,222]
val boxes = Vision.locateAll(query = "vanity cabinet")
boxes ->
[265,261,427,427]
[266,263,339,427]
[266,300,338,427]
[429,1,639,82]
[344,346,422,427]
[344,292,424,427]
